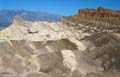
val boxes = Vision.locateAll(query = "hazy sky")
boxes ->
[0,0,119,16]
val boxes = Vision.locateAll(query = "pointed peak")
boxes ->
[12,16,27,26]
[14,16,23,21]
[12,16,33,28]
[13,16,24,23]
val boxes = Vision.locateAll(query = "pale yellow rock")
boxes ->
[69,37,86,51]
[61,50,77,72]
[0,27,12,39]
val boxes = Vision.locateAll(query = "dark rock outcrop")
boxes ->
[82,33,120,71]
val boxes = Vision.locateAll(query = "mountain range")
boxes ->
[0,10,62,28]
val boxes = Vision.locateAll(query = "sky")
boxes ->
[0,0,119,16]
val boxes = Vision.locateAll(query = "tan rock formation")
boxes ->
[63,7,120,33]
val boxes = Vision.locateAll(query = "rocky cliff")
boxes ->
[63,7,120,33]
[0,8,120,77]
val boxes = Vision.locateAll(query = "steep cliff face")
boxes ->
[63,7,120,33]
[78,7,120,20]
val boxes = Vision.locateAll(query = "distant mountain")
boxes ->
[0,10,62,28]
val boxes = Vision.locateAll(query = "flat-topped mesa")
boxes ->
[63,7,120,32]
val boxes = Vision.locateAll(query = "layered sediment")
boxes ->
[63,7,120,33]
[0,7,120,77]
